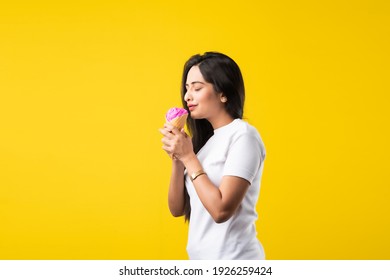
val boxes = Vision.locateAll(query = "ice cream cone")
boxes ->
[168,114,188,130]
[166,107,188,130]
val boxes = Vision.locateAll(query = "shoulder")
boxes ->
[231,119,262,141]
[230,119,266,158]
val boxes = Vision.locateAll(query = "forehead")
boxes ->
[186,65,206,83]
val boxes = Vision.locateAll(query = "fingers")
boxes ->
[158,127,174,139]
[158,128,168,137]
[161,136,171,147]
[162,144,172,154]
[164,123,181,135]
[180,128,189,138]
[160,123,190,159]
[159,124,186,140]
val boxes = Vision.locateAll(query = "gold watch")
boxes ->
[190,170,207,182]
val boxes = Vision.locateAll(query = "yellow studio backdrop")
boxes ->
[0,0,389,259]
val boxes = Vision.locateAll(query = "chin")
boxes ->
[189,112,199,119]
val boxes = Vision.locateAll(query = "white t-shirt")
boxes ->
[185,118,266,260]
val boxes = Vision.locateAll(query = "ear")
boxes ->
[219,93,228,103]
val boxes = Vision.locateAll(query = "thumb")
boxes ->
[180,128,189,137]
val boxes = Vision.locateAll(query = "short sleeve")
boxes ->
[222,132,264,184]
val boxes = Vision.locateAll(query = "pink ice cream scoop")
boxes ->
[166,107,188,129]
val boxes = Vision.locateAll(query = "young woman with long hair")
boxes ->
[159,52,266,259]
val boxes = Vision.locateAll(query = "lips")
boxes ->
[187,104,197,111]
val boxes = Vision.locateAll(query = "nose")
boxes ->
[184,90,192,102]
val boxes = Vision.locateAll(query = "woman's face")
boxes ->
[184,65,225,120]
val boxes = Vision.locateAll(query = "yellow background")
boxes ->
[1,0,389,259]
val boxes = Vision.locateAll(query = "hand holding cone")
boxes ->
[165,107,189,160]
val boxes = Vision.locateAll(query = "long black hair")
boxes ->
[181,52,246,221]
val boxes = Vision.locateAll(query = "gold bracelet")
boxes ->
[190,169,207,182]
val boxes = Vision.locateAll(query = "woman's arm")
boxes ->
[160,124,188,217]
[182,153,250,223]
[161,123,251,223]
[167,159,186,217]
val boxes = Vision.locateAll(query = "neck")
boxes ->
[208,111,234,130]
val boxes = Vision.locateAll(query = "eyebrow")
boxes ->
[185,81,205,87]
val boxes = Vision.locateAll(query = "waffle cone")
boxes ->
[168,114,188,130]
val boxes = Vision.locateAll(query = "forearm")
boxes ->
[168,159,186,217]
[182,154,228,223]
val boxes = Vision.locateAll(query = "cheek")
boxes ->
[205,94,221,108]
[195,87,219,108]
[202,90,218,103]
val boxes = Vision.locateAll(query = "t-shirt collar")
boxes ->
[213,118,240,135]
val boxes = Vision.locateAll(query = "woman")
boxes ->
[159,52,266,259]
